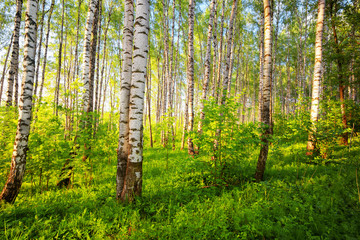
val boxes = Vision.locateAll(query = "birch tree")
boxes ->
[117,0,134,200]
[187,0,195,155]
[258,10,264,122]
[220,0,238,105]
[0,0,38,203]
[120,0,150,202]
[6,0,23,107]
[255,0,272,182]
[82,0,99,112]
[197,0,216,134]
[307,0,325,154]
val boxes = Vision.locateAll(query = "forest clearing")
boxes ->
[0,0,359,239]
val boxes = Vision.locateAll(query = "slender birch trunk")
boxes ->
[82,0,99,113]
[255,0,272,182]
[120,0,150,202]
[198,0,216,135]
[0,0,38,204]
[38,0,55,106]
[98,11,112,112]
[94,0,103,117]
[214,0,226,101]
[6,0,23,107]
[285,33,291,115]
[186,0,195,155]
[33,0,46,99]
[0,34,13,106]
[147,58,153,148]
[258,11,264,122]
[86,0,100,115]
[211,6,218,98]
[306,0,325,154]
[117,0,134,200]
[54,0,65,116]
[221,0,238,105]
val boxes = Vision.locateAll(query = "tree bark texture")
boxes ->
[38,0,55,106]
[82,0,99,113]
[186,0,195,155]
[33,0,46,99]
[255,0,272,182]
[117,0,134,200]
[0,34,13,106]
[6,0,23,107]
[120,0,150,202]
[197,0,216,134]
[0,0,38,204]
[221,0,238,105]
[307,0,325,154]
[258,11,264,122]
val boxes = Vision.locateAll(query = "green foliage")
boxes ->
[0,136,359,239]
[0,106,18,185]
[192,97,260,185]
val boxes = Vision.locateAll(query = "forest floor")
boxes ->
[1,137,360,239]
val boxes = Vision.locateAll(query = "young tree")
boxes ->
[255,0,272,182]
[307,0,325,154]
[0,0,38,204]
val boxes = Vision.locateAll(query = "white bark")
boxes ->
[0,0,38,203]
[187,0,195,155]
[255,0,272,182]
[82,0,98,112]
[198,0,216,133]
[221,0,238,105]
[307,0,325,153]
[117,0,134,200]
[120,0,150,201]
[6,0,23,106]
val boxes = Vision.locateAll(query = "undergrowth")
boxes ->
[0,138,359,239]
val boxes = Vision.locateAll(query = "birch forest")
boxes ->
[0,0,359,238]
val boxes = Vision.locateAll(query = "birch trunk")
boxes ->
[258,11,264,122]
[214,0,226,101]
[117,0,134,200]
[38,0,55,106]
[6,0,23,107]
[186,0,195,155]
[197,0,216,134]
[0,34,13,106]
[33,0,46,99]
[120,0,150,202]
[285,34,291,115]
[221,0,238,105]
[94,0,103,117]
[0,0,38,204]
[307,0,325,154]
[86,0,100,115]
[54,0,65,116]
[98,11,112,112]
[82,0,99,113]
[255,0,272,182]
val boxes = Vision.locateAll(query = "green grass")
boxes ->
[1,137,360,239]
